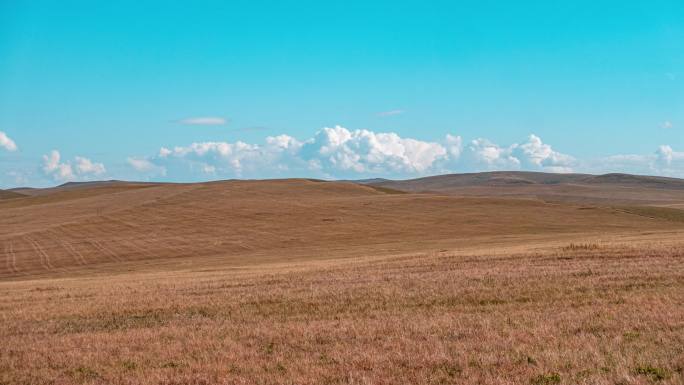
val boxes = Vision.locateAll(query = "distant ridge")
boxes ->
[351,178,391,185]
[57,180,140,188]
[0,189,26,200]
[363,171,684,206]
[5,171,684,200]
[365,171,684,189]
[585,173,684,188]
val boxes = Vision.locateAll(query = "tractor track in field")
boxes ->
[25,237,54,271]
[60,240,88,265]
[4,242,19,274]
[89,240,123,263]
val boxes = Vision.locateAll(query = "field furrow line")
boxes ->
[10,242,19,273]
[25,237,52,270]
[90,240,123,262]
[61,240,87,265]
[4,242,17,274]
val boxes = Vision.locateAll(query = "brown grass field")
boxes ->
[1,174,683,384]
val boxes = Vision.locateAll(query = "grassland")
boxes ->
[1,176,683,384]
[1,240,682,384]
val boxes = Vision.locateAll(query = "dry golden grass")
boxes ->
[1,240,683,385]
[2,179,683,280]
[1,179,684,384]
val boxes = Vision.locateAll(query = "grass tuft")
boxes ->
[562,243,600,251]
[634,365,669,381]
[531,373,561,385]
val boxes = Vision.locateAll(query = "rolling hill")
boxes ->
[366,171,684,206]
[0,189,26,200]
[2,175,684,385]
[2,175,684,279]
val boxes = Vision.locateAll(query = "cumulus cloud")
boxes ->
[152,134,305,177]
[177,117,228,126]
[42,150,106,182]
[300,126,446,176]
[127,126,584,180]
[75,156,106,175]
[466,138,520,170]
[42,151,74,181]
[445,134,462,159]
[656,145,684,167]
[514,135,575,173]
[0,131,17,151]
[463,135,574,173]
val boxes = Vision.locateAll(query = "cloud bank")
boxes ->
[2,125,683,188]
[128,126,584,180]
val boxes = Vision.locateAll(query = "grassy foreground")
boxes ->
[1,241,683,385]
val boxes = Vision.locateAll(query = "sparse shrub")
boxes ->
[434,362,462,378]
[562,243,600,251]
[122,360,137,370]
[635,365,669,381]
[531,373,561,385]
[477,298,506,306]
[161,361,181,369]
[71,366,99,380]
[623,331,640,341]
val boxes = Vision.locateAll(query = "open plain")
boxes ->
[1,173,683,384]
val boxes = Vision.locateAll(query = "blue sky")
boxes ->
[1,0,683,187]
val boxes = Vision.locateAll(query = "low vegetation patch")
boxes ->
[562,243,601,251]
[531,373,561,385]
[634,365,669,381]
[618,206,684,223]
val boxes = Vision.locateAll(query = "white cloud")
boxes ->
[131,126,582,180]
[4,126,682,187]
[466,138,520,170]
[513,134,575,173]
[127,157,166,175]
[464,135,574,173]
[132,126,449,179]
[177,117,228,126]
[589,145,684,178]
[662,121,673,129]
[42,150,75,181]
[445,134,462,159]
[42,150,106,182]
[300,126,446,175]
[159,147,172,158]
[75,156,106,175]
[151,135,305,177]
[376,110,404,117]
[0,131,17,152]
[656,145,684,167]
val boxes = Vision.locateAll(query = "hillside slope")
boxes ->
[2,178,683,279]
[0,189,26,200]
